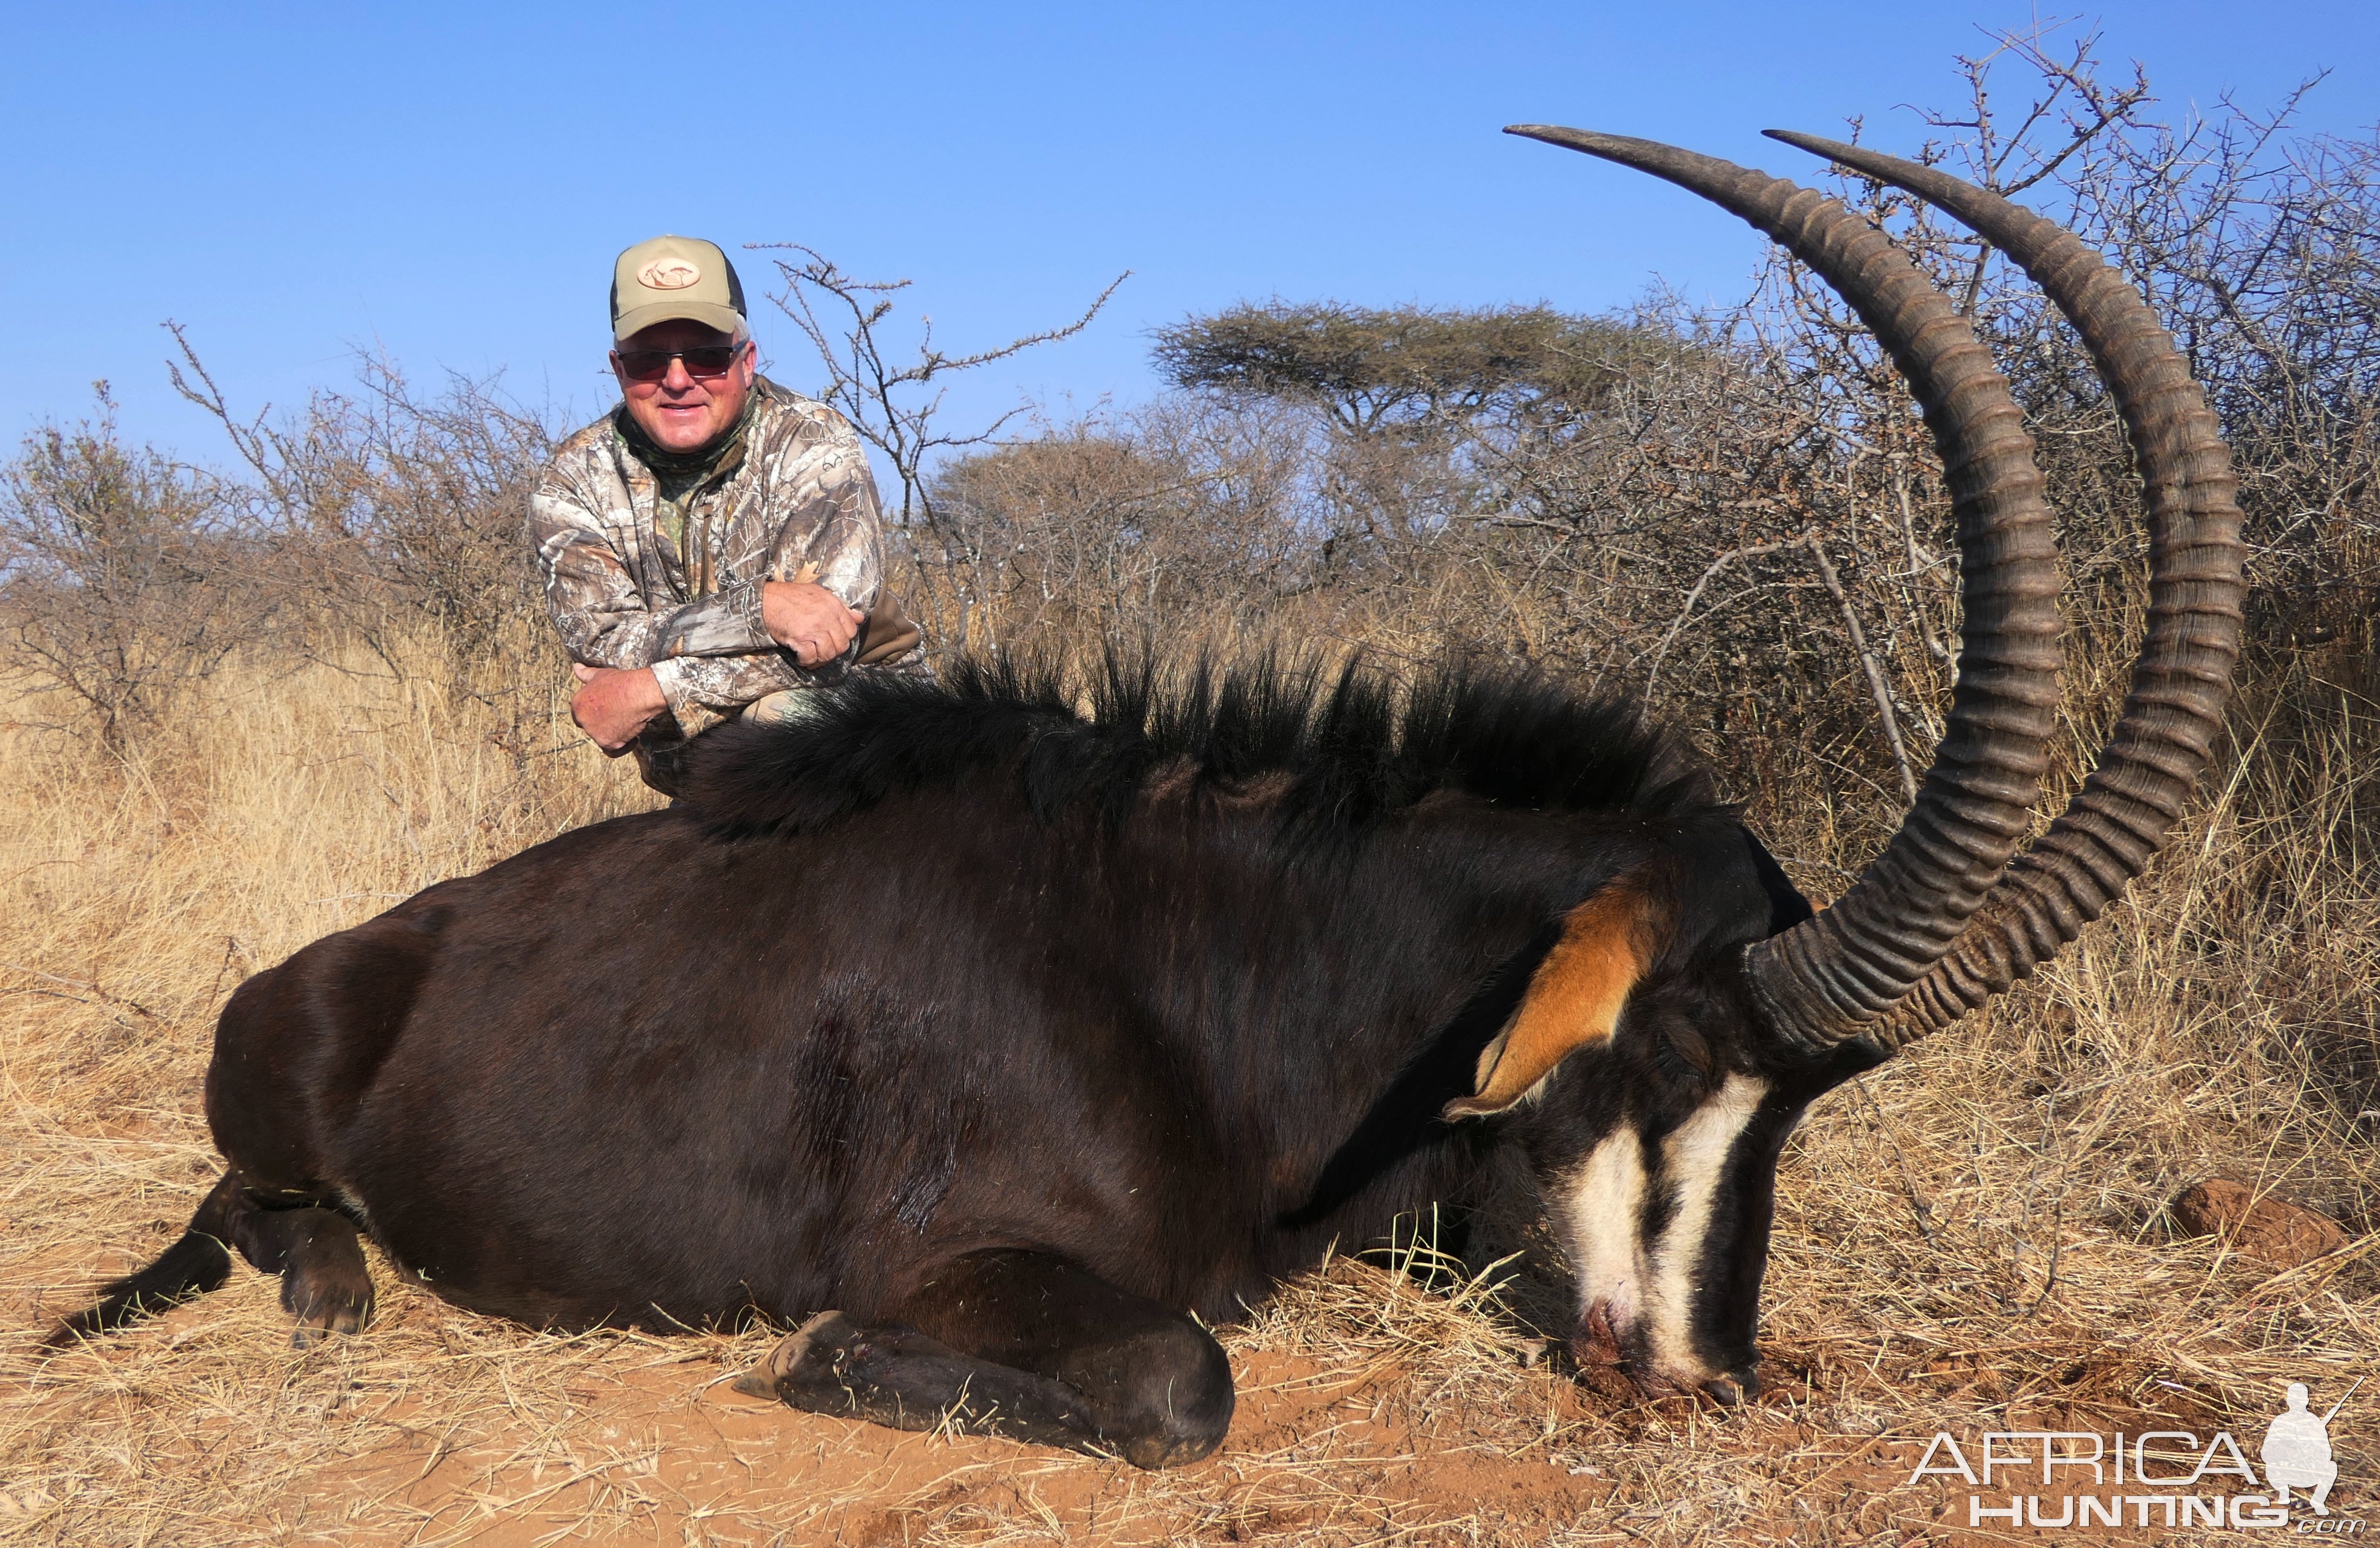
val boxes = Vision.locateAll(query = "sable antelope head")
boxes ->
[1447,127,2245,1401]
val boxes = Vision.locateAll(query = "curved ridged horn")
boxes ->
[1764,131,2247,1047]
[1505,126,2065,1052]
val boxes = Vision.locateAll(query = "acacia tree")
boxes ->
[1149,302,1661,434]
[1147,303,1680,576]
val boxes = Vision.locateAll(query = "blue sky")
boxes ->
[7,3,2376,464]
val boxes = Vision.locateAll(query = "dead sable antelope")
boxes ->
[47,131,2242,1469]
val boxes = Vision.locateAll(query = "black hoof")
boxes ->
[733,1309,859,1400]
[280,1258,373,1342]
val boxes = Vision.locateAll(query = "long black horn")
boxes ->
[1505,126,2065,1052]
[1763,131,2247,1046]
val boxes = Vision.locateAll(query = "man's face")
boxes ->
[611,319,757,454]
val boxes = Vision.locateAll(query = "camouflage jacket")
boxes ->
[528,377,905,742]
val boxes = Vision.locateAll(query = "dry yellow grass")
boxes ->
[1,635,2374,1545]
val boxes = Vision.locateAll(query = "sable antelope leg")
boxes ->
[42,1171,374,1349]
[742,1249,1234,1469]
[225,1191,376,1346]
[40,1172,239,1348]
[739,1311,1106,1455]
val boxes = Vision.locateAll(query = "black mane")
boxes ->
[682,650,1716,840]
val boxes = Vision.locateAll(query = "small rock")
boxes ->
[2169,1178,2347,1267]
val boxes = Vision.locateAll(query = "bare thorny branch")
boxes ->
[755,243,1128,529]
[751,244,1127,652]
[1884,18,2157,317]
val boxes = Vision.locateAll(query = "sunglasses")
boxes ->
[615,342,745,383]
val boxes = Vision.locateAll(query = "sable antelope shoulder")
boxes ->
[45,131,2242,1470]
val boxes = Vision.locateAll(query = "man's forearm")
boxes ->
[650,649,811,718]
[553,585,774,670]
[534,518,780,670]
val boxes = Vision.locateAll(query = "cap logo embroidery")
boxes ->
[638,258,702,291]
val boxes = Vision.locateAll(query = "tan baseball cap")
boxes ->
[610,234,747,342]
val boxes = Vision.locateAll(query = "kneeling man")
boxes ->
[528,233,921,794]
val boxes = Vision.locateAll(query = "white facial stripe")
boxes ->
[1555,1126,1648,1329]
[1643,1074,1768,1372]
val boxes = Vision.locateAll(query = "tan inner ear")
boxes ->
[1442,877,1657,1120]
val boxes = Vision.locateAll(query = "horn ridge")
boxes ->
[1759,131,2248,1049]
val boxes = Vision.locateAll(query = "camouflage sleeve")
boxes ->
[792,436,886,617]
[649,647,801,718]
[527,483,776,671]
[645,426,891,718]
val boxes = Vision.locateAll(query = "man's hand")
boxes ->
[570,664,669,754]
[763,580,866,667]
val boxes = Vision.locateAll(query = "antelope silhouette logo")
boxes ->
[637,258,701,291]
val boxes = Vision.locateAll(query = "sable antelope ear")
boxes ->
[1443,876,1661,1120]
